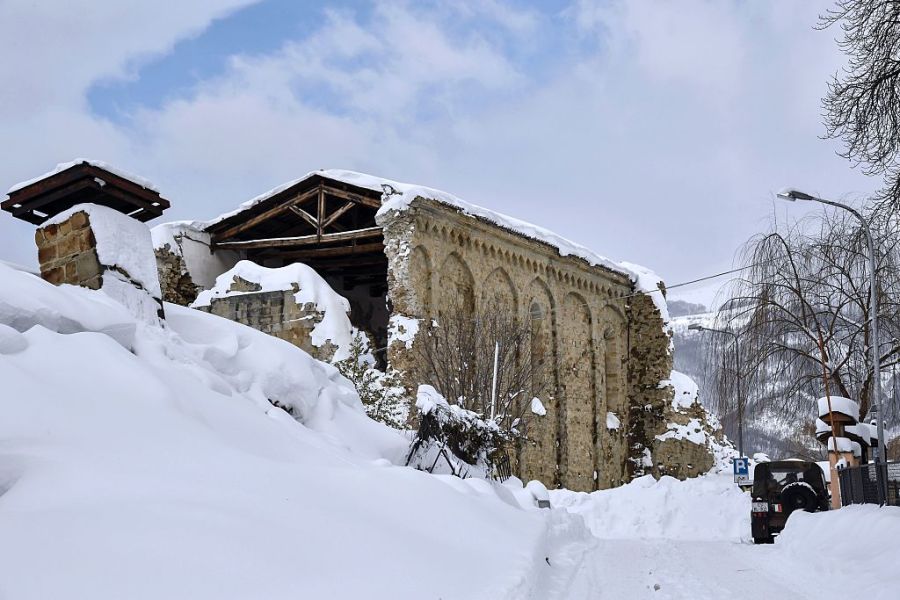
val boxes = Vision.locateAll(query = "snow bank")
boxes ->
[550,474,750,542]
[776,506,900,596]
[0,261,592,600]
[193,260,356,361]
[205,169,666,312]
[8,158,159,193]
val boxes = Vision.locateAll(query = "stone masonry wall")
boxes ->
[155,246,200,306]
[379,198,655,492]
[36,211,102,289]
[196,277,338,363]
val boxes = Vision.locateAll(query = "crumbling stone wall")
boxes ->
[155,246,200,305]
[196,276,338,362]
[379,198,672,491]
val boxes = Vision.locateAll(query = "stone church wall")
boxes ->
[379,197,669,491]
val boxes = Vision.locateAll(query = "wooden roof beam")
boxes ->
[211,187,319,242]
[213,226,383,250]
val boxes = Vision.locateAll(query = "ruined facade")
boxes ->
[4,162,723,493]
[149,170,712,491]
[379,198,664,489]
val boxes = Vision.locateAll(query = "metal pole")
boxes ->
[490,341,500,421]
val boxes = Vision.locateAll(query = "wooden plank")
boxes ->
[268,242,385,259]
[9,179,97,217]
[324,186,382,209]
[288,205,318,228]
[214,226,383,250]
[211,187,318,241]
[316,185,325,242]
[321,201,355,230]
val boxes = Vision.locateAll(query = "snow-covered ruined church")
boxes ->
[2,160,727,491]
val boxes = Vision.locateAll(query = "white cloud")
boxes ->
[0,0,878,308]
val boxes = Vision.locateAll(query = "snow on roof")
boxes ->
[205,169,668,316]
[817,396,860,422]
[7,159,160,194]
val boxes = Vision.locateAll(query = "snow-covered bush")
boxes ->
[335,332,409,429]
[406,385,511,480]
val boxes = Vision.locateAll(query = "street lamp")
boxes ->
[776,188,886,463]
[689,322,745,457]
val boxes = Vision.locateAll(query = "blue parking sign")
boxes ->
[733,457,751,485]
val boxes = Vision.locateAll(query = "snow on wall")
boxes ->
[8,158,160,193]
[606,411,621,430]
[192,260,356,361]
[46,204,162,298]
[659,370,700,411]
[203,169,668,317]
[387,314,420,350]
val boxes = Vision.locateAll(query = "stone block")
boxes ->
[43,266,64,285]
[69,211,89,230]
[37,243,57,264]
[41,223,58,238]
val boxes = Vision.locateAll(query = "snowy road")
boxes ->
[545,477,900,600]
[568,540,823,600]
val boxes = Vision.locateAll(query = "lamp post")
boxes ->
[776,188,886,463]
[689,323,745,457]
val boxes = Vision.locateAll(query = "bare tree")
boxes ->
[405,301,549,479]
[821,0,900,209]
[414,300,548,439]
[708,208,900,442]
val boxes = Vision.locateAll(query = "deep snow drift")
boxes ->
[0,263,583,600]
[2,261,899,600]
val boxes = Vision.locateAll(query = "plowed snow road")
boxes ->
[567,540,827,599]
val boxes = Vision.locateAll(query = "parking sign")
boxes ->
[733,457,751,485]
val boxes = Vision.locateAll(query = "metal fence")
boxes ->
[837,461,900,507]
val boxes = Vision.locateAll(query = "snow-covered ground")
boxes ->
[550,475,900,599]
[1,261,899,599]
[0,263,580,599]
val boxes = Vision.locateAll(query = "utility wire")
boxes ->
[368,263,753,354]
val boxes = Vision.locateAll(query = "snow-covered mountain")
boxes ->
[668,302,821,460]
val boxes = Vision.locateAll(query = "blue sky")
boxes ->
[0,0,877,306]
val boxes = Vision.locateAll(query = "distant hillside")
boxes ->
[669,306,822,460]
